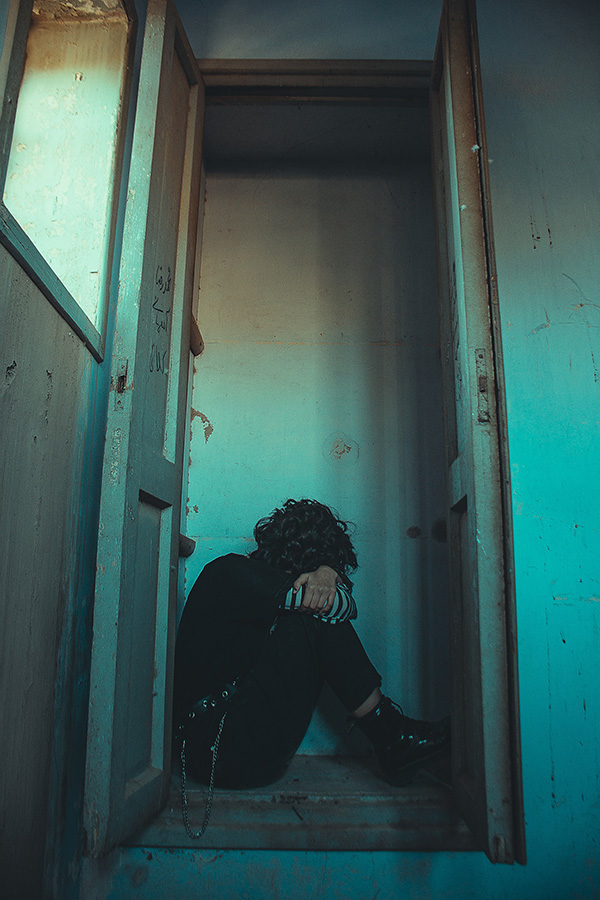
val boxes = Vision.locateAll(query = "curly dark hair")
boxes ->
[250,499,357,575]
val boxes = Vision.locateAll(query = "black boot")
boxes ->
[352,696,450,786]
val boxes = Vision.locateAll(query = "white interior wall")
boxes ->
[185,106,450,754]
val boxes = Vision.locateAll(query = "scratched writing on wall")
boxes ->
[150,264,172,374]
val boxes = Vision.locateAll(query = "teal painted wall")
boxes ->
[86,0,600,897]
[478,0,600,892]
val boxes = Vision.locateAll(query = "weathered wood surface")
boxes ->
[430,0,522,864]
[128,755,475,851]
[0,243,93,897]
[84,0,205,856]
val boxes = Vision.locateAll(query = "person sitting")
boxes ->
[173,498,450,801]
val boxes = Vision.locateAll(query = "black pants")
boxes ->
[184,613,381,788]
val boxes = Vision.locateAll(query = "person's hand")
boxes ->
[293,565,338,614]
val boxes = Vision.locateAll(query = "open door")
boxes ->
[83,0,204,856]
[430,0,525,864]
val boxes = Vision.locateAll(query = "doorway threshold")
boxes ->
[126,755,476,851]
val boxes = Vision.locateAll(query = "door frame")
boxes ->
[161,50,523,861]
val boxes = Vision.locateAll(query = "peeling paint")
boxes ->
[33,0,125,22]
[553,595,600,604]
[191,408,214,442]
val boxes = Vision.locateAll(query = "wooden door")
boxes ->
[430,0,525,864]
[83,0,204,856]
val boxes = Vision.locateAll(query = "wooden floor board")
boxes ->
[126,755,475,851]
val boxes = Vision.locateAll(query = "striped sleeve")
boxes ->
[281,581,357,623]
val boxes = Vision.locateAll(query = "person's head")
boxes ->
[250,498,357,575]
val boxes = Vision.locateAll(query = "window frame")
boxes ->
[0,0,135,362]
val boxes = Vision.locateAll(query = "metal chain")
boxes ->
[180,709,228,839]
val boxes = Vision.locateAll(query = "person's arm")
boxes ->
[284,565,357,623]
[293,565,339,613]
[283,577,356,623]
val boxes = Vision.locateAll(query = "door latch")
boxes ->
[114,358,128,409]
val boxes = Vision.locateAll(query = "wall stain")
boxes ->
[531,309,551,334]
[331,437,352,459]
[5,360,17,384]
[561,276,600,380]
[562,274,600,321]
[531,196,553,252]
[541,194,553,249]
[45,370,53,425]
[325,433,359,462]
[530,211,541,250]
[590,347,599,383]
[130,865,148,887]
